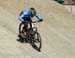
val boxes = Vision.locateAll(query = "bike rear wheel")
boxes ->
[19,22,24,33]
[19,22,26,38]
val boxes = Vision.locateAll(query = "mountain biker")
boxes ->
[19,7,43,28]
[18,7,43,43]
[19,7,43,22]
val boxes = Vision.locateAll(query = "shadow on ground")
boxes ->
[17,34,41,52]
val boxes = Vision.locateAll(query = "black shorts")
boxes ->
[23,17,32,22]
[23,17,32,28]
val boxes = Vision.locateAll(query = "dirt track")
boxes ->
[0,0,75,58]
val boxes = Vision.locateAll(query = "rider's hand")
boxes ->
[38,19,43,22]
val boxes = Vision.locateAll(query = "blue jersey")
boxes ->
[18,9,42,21]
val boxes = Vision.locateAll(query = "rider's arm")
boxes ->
[18,9,30,21]
[35,13,43,21]
[18,14,24,21]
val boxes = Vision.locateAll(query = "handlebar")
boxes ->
[31,21,39,23]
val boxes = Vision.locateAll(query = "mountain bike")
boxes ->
[19,21,42,51]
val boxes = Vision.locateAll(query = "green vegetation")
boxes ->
[54,0,64,4]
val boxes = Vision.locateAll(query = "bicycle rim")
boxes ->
[31,32,42,50]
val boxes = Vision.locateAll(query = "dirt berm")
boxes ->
[0,0,75,58]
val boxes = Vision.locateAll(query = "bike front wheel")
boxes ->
[30,32,42,51]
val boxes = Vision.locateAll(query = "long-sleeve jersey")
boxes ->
[18,9,42,21]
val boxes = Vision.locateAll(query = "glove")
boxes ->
[38,19,43,22]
